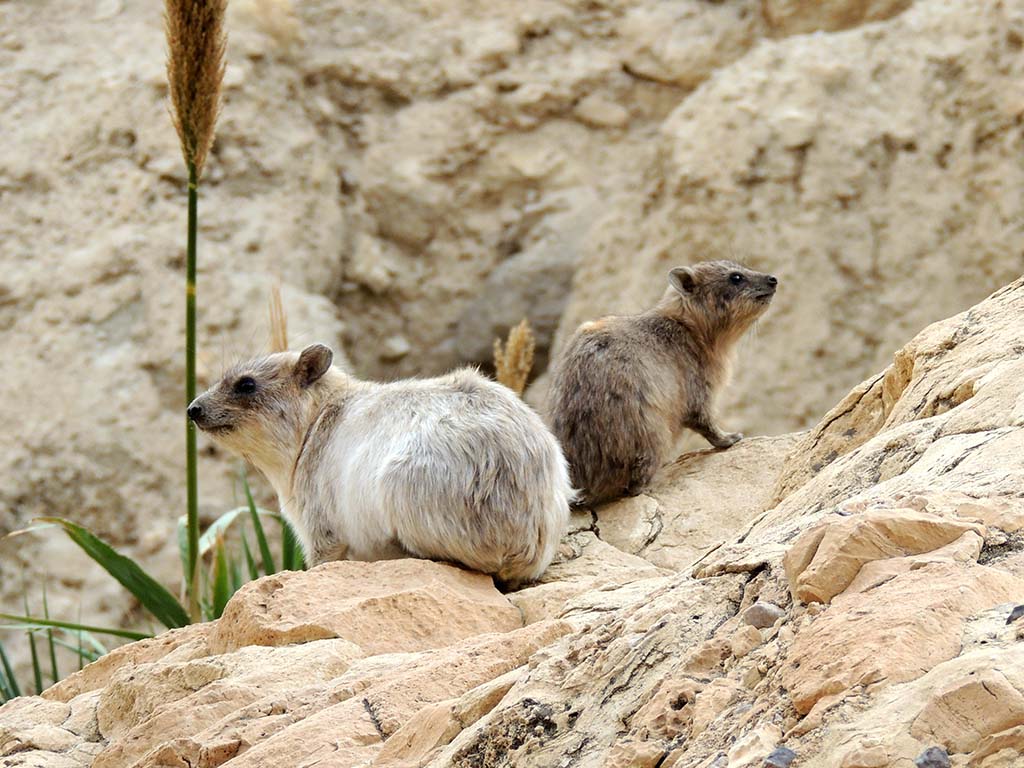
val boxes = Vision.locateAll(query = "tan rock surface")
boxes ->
[595,434,800,571]
[783,509,986,604]
[207,560,522,656]
[783,562,1024,714]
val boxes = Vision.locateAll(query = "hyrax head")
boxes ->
[667,260,777,334]
[187,343,334,470]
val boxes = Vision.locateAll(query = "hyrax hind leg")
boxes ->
[687,407,743,450]
[625,453,658,497]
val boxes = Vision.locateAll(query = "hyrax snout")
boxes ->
[189,344,573,585]
[547,260,777,506]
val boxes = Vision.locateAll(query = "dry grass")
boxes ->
[269,283,289,352]
[165,0,227,176]
[493,319,535,396]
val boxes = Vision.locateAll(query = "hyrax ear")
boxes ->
[294,344,333,387]
[668,266,696,295]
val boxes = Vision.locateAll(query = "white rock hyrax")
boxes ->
[188,344,573,585]
[547,260,777,505]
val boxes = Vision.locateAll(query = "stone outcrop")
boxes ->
[4,275,1024,767]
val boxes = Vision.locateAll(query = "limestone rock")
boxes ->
[209,560,523,655]
[596,434,799,571]
[509,532,670,625]
[783,509,986,604]
[782,562,1024,714]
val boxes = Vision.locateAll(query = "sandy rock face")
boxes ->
[5,276,1024,766]
[208,560,524,656]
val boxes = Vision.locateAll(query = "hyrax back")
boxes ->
[188,344,572,585]
[548,261,777,505]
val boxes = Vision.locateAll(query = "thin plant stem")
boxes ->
[185,159,200,622]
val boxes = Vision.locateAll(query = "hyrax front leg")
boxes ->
[308,539,348,568]
[687,408,743,450]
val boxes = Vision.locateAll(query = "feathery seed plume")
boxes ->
[165,0,227,176]
[493,318,536,397]
[269,282,289,352]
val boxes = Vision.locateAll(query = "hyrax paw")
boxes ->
[716,432,743,449]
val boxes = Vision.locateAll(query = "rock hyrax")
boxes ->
[547,260,777,505]
[188,344,573,584]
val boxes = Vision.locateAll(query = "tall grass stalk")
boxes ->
[165,0,227,621]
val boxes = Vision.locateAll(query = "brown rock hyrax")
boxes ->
[547,261,777,505]
[188,344,573,585]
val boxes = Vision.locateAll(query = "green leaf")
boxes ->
[0,639,20,701]
[244,474,275,574]
[0,615,152,641]
[211,535,230,620]
[281,515,304,571]
[37,517,190,630]
[241,530,259,581]
[78,630,109,658]
[229,554,243,595]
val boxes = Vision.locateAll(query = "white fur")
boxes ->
[284,369,572,584]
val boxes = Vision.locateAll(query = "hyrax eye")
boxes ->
[234,376,257,395]
[729,273,744,285]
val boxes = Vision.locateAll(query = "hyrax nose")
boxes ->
[767,275,778,287]
[187,403,204,422]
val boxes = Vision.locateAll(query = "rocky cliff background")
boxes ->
[2,0,1024,725]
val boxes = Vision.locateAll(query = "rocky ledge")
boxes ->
[4,280,1024,767]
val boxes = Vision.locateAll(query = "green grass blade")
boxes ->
[241,530,259,581]
[280,518,296,573]
[0,614,152,641]
[37,517,189,629]
[49,636,101,665]
[211,535,230,619]
[229,554,243,595]
[42,583,59,686]
[79,630,108,658]
[76,604,85,671]
[23,593,43,695]
[27,629,43,695]
[197,507,247,555]
[0,639,20,701]
[243,474,275,574]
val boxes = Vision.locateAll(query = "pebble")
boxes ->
[764,746,797,768]
[1006,604,1024,625]
[915,746,951,768]
[743,602,786,629]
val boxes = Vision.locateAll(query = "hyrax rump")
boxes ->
[188,344,573,584]
[548,261,777,506]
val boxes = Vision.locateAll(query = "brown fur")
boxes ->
[547,260,777,505]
